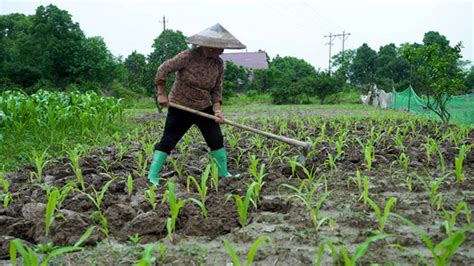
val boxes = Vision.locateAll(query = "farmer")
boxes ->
[147,23,246,185]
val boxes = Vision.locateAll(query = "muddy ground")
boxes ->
[1,110,473,265]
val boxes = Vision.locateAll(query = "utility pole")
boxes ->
[159,15,168,32]
[340,30,350,54]
[325,31,351,73]
[324,32,336,74]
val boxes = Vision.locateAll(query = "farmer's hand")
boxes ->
[157,94,169,106]
[214,111,224,124]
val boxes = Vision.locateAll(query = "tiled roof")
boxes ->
[220,52,269,69]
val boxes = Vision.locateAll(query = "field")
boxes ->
[1,95,473,265]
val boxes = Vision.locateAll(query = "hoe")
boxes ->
[166,102,312,162]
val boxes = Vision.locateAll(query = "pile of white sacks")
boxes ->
[360,85,392,109]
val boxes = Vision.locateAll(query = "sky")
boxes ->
[1,0,473,70]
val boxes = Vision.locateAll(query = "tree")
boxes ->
[124,51,147,92]
[351,43,377,89]
[268,56,317,104]
[298,72,340,104]
[146,29,188,95]
[248,69,269,93]
[73,36,119,87]
[465,66,474,92]
[401,40,465,124]
[30,4,86,88]
[374,44,410,91]
[332,49,356,84]
[223,61,249,96]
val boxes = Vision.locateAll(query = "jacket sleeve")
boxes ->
[211,61,224,104]
[155,50,190,86]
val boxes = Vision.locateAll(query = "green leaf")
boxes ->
[246,236,269,266]
[223,239,241,266]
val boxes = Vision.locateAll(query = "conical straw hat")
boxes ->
[187,23,246,49]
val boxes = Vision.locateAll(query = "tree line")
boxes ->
[1,4,473,105]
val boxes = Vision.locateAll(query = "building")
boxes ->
[220,51,269,70]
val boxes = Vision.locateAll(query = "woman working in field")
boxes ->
[147,23,246,185]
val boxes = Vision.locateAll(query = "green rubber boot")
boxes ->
[148,150,168,185]
[210,147,232,177]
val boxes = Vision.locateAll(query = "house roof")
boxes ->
[220,51,269,69]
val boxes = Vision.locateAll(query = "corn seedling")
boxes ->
[127,173,133,198]
[326,152,337,174]
[398,152,409,174]
[437,149,446,174]
[365,195,397,232]
[222,236,270,266]
[81,178,115,211]
[67,145,86,191]
[401,175,413,192]
[324,234,390,266]
[358,175,369,205]
[163,182,186,241]
[227,181,258,228]
[280,181,331,231]
[288,156,298,179]
[136,244,157,266]
[1,178,12,209]
[169,157,185,177]
[145,185,158,210]
[210,159,219,192]
[248,155,267,205]
[454,144,470,182]
[391,213,474,265]
[128,233,142,245]
[442,201,470,236]
[29,148,49,182]
[187,164,211,220]
[45,187,60,236]
[135,152,148,178]
[91,210,109,236]
[414,173,445,209]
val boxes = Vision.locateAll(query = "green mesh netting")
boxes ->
[390,87,474,124]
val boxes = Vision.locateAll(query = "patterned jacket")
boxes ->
[155,47,224,111]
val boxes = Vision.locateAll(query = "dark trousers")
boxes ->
[155,106,224,154]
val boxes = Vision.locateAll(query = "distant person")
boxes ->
[147,23,246,185]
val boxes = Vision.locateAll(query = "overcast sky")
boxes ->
[1,0,473,70]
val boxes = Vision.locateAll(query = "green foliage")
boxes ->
[222,236,270,266]
[224,61,249,96]
[350,43,377,88]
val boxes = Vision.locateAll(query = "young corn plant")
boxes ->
[323,233,390,266]
[169,157,185,178]
[442,201,471,236]
[135,152,148,178]
[30,148,49,183]
[248,155,267,205]
[10,226,95,266]
[454,144,471,182]
[162,182,186,241]
[67,145,86,191]
[437,149,446,174]
[222,236,270,266]
[288,156,299,179]
[358,175,370,206]
[364,195,397,232]
[227,182,258,228]
[398,152,409,174]
[414,173,445,210]
[45,187,60,236]
[1,178,13,209]
[280,181,331,232]
[391,213,474,265]
[210,159,219,192]
[127,173,133,198]
[144,185,158,210]
[326,152,337,174]
[187,164,211,220]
